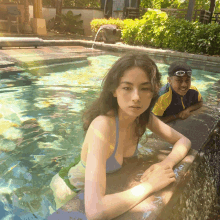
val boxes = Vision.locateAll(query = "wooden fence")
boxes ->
[140,8,204,22]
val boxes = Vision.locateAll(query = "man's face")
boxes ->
[168,75,191,96]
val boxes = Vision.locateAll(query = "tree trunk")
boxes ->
[22,0,32,33]
[209,0,216,23]
[185,0,196,21]
[55,0,63,23]
[33,0,43,18]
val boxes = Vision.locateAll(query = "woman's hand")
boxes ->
[141,163,176,193]
[140,162,172,182]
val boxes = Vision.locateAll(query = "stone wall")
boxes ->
[29,6,104,36]
[0,3,25,31]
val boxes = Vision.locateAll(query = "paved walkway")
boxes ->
[1,31,220,73]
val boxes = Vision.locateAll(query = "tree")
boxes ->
[186,0,196,21]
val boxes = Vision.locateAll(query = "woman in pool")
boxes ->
[50,53,191,220]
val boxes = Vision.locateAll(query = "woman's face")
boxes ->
[113,67,153,118]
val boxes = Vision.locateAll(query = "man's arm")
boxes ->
[156,114,179,123]
[178,99,203,120]
[157,99,203,123]
[187,99,203,112]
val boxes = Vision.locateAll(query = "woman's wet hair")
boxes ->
[82,52,161,139]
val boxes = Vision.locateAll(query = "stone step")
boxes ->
[15,54,88,68]
[0,60,15,68]
[28,60,89,75]
[0,66,25,79]
[0,37,44,49]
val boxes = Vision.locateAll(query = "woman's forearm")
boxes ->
[87,182,154,220]
[161,137,191,168]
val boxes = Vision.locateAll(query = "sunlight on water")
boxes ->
[0,54,219,218]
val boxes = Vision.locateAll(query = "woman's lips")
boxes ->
[129,106,141,109]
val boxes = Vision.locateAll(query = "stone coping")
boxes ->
[0,37,44,47]
[42,40,220,64]
[0,43,218,219]
[0,37,220,65]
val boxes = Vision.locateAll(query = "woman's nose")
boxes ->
[132,89,140,101]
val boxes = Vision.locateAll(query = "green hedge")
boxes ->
[90,10,220,55]
[90,18,124,33]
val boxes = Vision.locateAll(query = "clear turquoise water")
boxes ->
[0,54,219,219]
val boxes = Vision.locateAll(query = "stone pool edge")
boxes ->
[42,40,220,73]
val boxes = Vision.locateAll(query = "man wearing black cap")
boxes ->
[152,61,203,123]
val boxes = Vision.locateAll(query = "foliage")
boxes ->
[41,0,55,7]
[54,11,83,34]
[159,17,220,55]
[193,23,220,55]
[121,9,220,55]
[90,8,220,55]
[42,0,100,8]
[90,18,124,33]
[140,0,184,9]
[140,0,220,12]
[159,17,198,52]
[122,9,168,46]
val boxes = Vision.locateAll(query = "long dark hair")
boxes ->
[82,52,161,139]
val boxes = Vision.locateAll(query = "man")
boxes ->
[152,61,203,123]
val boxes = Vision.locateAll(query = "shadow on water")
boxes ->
[0,54,219,219]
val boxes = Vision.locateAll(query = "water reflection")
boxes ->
[0,55,219,218]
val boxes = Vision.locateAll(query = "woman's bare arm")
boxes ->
[84,116,175,220]
[146,113,191,168]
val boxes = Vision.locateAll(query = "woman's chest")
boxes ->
[81,123,138,164]
[114,129,138,160]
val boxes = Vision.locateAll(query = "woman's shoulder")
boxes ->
[90,113,115,131]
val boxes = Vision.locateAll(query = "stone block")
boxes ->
[31,18,47,36]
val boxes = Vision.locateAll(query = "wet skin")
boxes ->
[113,66,153,123]
[168,75,191,97]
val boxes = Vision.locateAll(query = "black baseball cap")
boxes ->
[168,61,192,77]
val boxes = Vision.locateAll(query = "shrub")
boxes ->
[52,11,83,34]
[121,19,140,44]
[160,17,198,52]
[160,18,220,55]
[121,9,168,47]
[90,9,220,56]
[194,23,220,55]
[90,18,124,33]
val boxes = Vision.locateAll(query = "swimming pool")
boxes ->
[0,53,219,219]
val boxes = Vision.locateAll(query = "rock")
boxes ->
[95,24,121,44]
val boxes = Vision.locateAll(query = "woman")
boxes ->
[50,53,191,220]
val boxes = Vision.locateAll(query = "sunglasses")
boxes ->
[173,70,192,77]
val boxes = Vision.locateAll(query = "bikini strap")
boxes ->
[112,109,119,156]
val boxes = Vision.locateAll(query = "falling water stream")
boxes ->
[92,27,104,49]
[169,124,220,220]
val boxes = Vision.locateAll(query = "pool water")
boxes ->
[0,54,219,219]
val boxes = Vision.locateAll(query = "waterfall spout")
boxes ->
[92,27,104,49]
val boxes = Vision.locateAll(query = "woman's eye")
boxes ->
[123,87,131,90]
[142,88,151,91]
